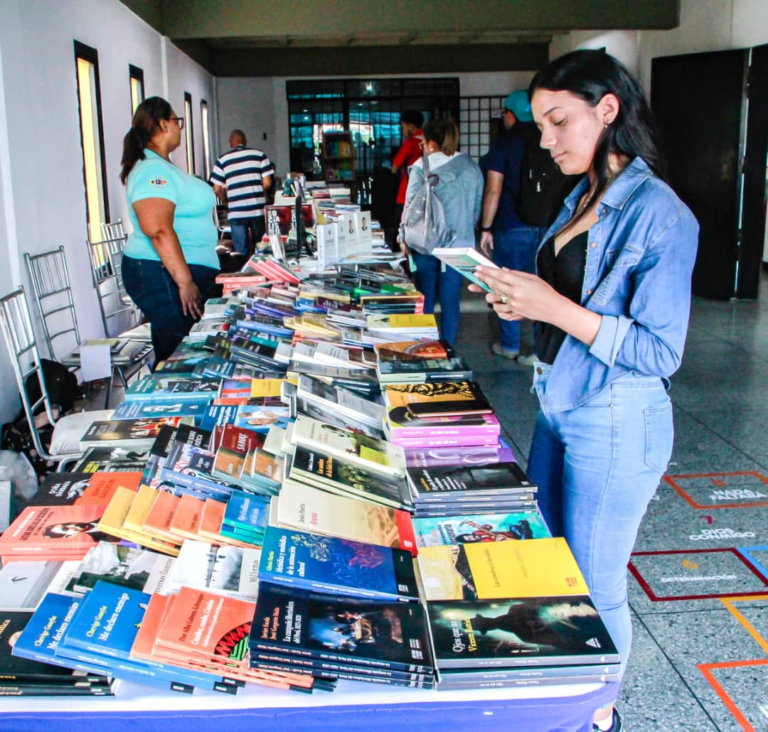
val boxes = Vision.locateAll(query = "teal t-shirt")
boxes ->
[124,149,219,269]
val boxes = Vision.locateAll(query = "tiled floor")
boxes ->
[455,276,768,731]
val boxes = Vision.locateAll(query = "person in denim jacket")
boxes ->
[472,51,698,732]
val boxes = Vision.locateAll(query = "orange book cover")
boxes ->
[197,499,226,543]
[169,494,205,541]
[0,504,115,556]
[155,586,254,666]
[142,491,182,544]
[31,471,141,508]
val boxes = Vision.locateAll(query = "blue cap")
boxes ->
[504,90,533,123]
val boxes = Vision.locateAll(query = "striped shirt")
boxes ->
[210,146,273,220]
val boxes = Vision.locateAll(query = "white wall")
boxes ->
[549,0,768,97]
[217,70,535,179]
[0,0,215,427]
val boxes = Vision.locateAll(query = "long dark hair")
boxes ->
[120,96,173,184]
[529,50,666,223]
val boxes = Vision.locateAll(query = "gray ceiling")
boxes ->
[120,0,681,76]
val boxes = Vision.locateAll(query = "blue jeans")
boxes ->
[528,365,673,695]
[410,250,463,346]
[122,256,219,363]
[492,226,545,350]
[230,216,266,256]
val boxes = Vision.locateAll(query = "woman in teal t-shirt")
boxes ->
[119,96,219,362]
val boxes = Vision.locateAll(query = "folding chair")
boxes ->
[0,288,112,470]
[101,219,126,241]
[25,247,152,408]
[86,237,140,336]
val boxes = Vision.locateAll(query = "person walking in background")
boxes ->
[471,50,699,732]
[391,111,425,229]
[211,129,273,257]
[404,118,483,345]
[479,90,545,365]
[119,96,219,363]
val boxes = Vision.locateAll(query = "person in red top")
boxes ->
[391,110,424,226]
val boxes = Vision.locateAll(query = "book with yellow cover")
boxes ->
[250,378,287,399]
[123,484,159,534]
[99,486,180,556]
[417,538,588,601]
[366,313,437,331]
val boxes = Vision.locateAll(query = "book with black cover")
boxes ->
[408,462,536,501]
[250,584,433,674]
[428,596,619,668]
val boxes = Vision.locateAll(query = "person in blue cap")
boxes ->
[479,89,544,364]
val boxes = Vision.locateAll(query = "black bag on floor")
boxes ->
[24,359,80,414]
[1,415,55,478]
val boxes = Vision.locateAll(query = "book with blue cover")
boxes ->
[259,527,419,602]
[125,377,220,403]
[112,400,209,422]
[200,404,291,434]
[223,490,270,538]
[412,511,551,548]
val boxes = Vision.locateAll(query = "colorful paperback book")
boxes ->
[428,596,620,668]
[0,505,118,557]
[404,440,515,469]
[289,446,411,511]
[429,247,499,292]
[276,480,416,555]
[168,494,206,541]
[376,356,473,384]
[222,490,270,538]
[200,404,291,434]
[417,538,588,601]
[30,472,142,508]
[408,462,536,499]
[259,527,419,602]
[111,400,209,422]
[0,560,76,610]
[168,540,260,601]
[250,585,433,673]
[290,415,406,478]
[80,418,189,450]
[73,446,151,474]
[374,340,452,361]
[125,377,220,402]
[412,512,550,548]
[140,423,212,491]
[65,542,175,595]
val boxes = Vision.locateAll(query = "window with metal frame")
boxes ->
[459,95,507,163]
[129,64,144,115]
[184,91,195,175]
[74,41,110,244]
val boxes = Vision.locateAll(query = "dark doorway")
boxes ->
[652,47,768,299]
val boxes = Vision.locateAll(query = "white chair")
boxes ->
[0,288,112,470]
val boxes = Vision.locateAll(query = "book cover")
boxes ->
[413,512,550,548]
[198,499,226,542]
[80,418,188,449]
[376,356,473,384]
[223,490,270,537]
[168,541,260,602]
[430,247,497,292]
[0,505,117,557]
[73,446,150,473]
[66,541,175,596]
[276,480,416,555]
[169,494,205,541]
[417,538,588,601]
[289,446,411,511]
[291,415,406,478]
[200,405,290,434]
[0,609,108,682]
[142,491,182,544]
[112,401,209,422]
[408,462,535,498]
[212,424,266,453]
[0,561,76,610]
[297,375,384,427]
[251,585,433,672]
[404,440,515,468]
[30,472,141,508]
[428,596,620,668]
[259,527,419,602]
[374,340,452,362]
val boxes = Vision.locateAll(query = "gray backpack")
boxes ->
[399,151,456,255]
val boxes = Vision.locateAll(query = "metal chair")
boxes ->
[86,236,139,336]
[25,247,153,408]
[0,288,112,470]
[101,219,126,241]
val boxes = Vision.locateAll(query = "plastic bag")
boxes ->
[0,449,39,518]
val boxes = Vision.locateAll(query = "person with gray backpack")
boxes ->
[400,118,483,345]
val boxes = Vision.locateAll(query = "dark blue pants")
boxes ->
[410,251,463,346]
[492,226,546,350]
[230,216,266,256]
[122,256,219,363]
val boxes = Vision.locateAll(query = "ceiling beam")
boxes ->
[162,0,680,40]
[177,42,551,77]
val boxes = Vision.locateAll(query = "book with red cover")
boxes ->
[0,504,117,557]
[30,472,142,507]
[142,491,182,544]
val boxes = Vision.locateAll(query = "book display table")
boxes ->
[0,676,617,732]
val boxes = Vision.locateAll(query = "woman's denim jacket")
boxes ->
[537,157,699,413]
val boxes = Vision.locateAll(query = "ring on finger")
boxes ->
[498,293,508,305]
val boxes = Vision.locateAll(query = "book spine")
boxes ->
[435,652,621,669]
[436,673,619,690]
[257,574,407,604]
[392,434,500,448]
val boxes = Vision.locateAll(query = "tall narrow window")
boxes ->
[74,41,109,243]
[184,92,195,175]
[129,64,144,115]
[201,100,211,181]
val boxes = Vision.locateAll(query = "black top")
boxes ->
[534,230,588,365]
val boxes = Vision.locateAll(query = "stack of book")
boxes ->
[416,539,621,689]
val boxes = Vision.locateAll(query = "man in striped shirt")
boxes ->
[211,130,274,256]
